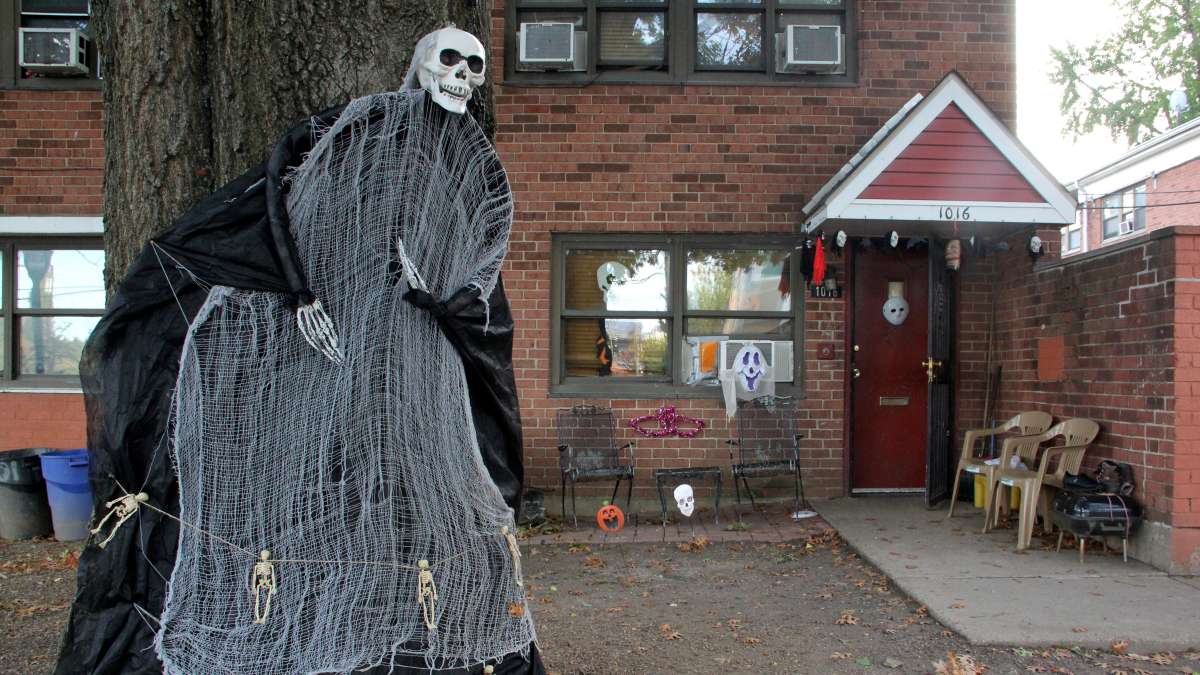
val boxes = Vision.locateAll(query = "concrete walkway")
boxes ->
[817,496,1200,652]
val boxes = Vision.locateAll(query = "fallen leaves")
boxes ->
[949,602,966,609]
[742,636,763,645]
[0,549,79,574]
[933,651,986,675]
[658,623,682,641]
[677,536,709,553]
[835,609,860,626]
[1111,640,1130,656]
[507,602,525,618]
[1071,626,1088,633]
[830,652,852,660]
[582,556,606,569]
[567,544,591,554]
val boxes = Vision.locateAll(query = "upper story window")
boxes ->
[1,237,104,387]
[2,0,99,87]
[1101,184,1146,240]
[1061,209,1083,253]
[507,0,856,86]
[551,234,802,398]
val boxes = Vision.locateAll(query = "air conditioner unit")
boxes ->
[19,27,89,75]
[1119,217,1136,235]
[779,24,842,72]
[519,22,576,68]
[718,339,794,384]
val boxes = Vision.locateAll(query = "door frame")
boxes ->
[842,240,956,502]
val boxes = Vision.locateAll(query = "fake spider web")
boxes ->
[155,90,535,673]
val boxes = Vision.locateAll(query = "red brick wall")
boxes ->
[1082,157,1200,253]
[958,225,1200,571]
[493,0,1017,503]
[0,90,103,215]
[0,393,87,449]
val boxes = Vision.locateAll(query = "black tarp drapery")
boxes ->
[57,102,540,675]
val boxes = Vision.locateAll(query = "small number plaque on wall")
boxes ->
[810,285,842,298]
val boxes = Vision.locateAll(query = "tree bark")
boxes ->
[95,0,493,287]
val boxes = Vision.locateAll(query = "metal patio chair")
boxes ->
[556,405,635,526]
[727,396,806,519]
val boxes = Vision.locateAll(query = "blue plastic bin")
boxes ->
[39,449,92,541]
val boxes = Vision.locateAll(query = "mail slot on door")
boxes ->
[879,396,910,407]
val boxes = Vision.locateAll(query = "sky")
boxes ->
[1015,0,1131,184]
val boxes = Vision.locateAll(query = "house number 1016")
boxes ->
[937,206,972,220]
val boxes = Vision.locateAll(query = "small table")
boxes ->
[654,466,723,528]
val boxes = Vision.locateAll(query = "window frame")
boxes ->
[505,0,857,87]
[1,235,105,388]
[0,0,101,90]
[550,232,805,399]
[1100,183,1148,241]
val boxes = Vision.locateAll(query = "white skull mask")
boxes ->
[733,344,768,392]
[596,261,630,296]
[883,296,909,326]
[674,484,695,517]
[409,27,486,114]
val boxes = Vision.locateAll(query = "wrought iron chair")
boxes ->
[727,396,805,518]
[556,405,635,526]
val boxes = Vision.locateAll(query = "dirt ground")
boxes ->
[1,533,1196,675]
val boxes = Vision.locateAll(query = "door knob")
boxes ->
[921,358,943,383]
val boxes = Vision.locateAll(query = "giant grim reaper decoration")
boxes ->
[57,27,542,674]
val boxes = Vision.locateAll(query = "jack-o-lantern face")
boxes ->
[596,503,625,532]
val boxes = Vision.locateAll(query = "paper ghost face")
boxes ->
[413,27,487,114]
[882,296,909,326]
[674,484,695,517]
[733,344,767,392]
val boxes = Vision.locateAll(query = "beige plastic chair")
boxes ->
[1036,418,1100,534]
[947,411,1053,519]
[984,419,1100,549]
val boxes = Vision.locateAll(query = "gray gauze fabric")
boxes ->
[156,90,535,673]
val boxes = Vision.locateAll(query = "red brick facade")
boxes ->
[492,0,1017,502]
[0,89,100,451]
[953,226,1200,573]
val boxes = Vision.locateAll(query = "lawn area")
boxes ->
[1,533,1196,674]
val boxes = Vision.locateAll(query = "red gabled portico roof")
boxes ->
[803,72,1075,234]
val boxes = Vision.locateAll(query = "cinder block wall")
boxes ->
[958,225,1199,573]
[491,0,1018,504]
[0,89,102,451]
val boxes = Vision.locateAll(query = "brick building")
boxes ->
[0,0,101,450]
[2,0,1198,574]
[1064,116,1200,256]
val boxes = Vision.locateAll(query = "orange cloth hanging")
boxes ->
[812,237,827,286]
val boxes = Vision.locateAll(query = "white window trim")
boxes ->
[0,216,103,235]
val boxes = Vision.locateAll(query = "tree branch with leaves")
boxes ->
[1051,0,1200,144]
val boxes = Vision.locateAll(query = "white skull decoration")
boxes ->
[674,484,695,517]
[733,344,768,392]
[883,296,909,326]
[407,26,486,115]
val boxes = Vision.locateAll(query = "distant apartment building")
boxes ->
[1064,117,1200,256]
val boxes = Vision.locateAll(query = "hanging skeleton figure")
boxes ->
[58,26,541,675]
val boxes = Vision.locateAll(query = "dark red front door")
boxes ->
[851,246,929,490]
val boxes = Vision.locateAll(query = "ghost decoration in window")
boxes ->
[596,261,630,297]
[882,281,909,326]
[719,342,776,417]
[674,484,695,518]
[734,344,768,393]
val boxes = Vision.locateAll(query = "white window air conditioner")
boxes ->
[19,27,89,76]
[779,24,842,72]
[519,22,577,68]
[1119,217,1136,235]
[718,339,794,384]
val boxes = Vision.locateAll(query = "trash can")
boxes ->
[0,448,53,539]
[39,449,92,541]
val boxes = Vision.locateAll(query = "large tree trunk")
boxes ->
[94,0,494,287]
